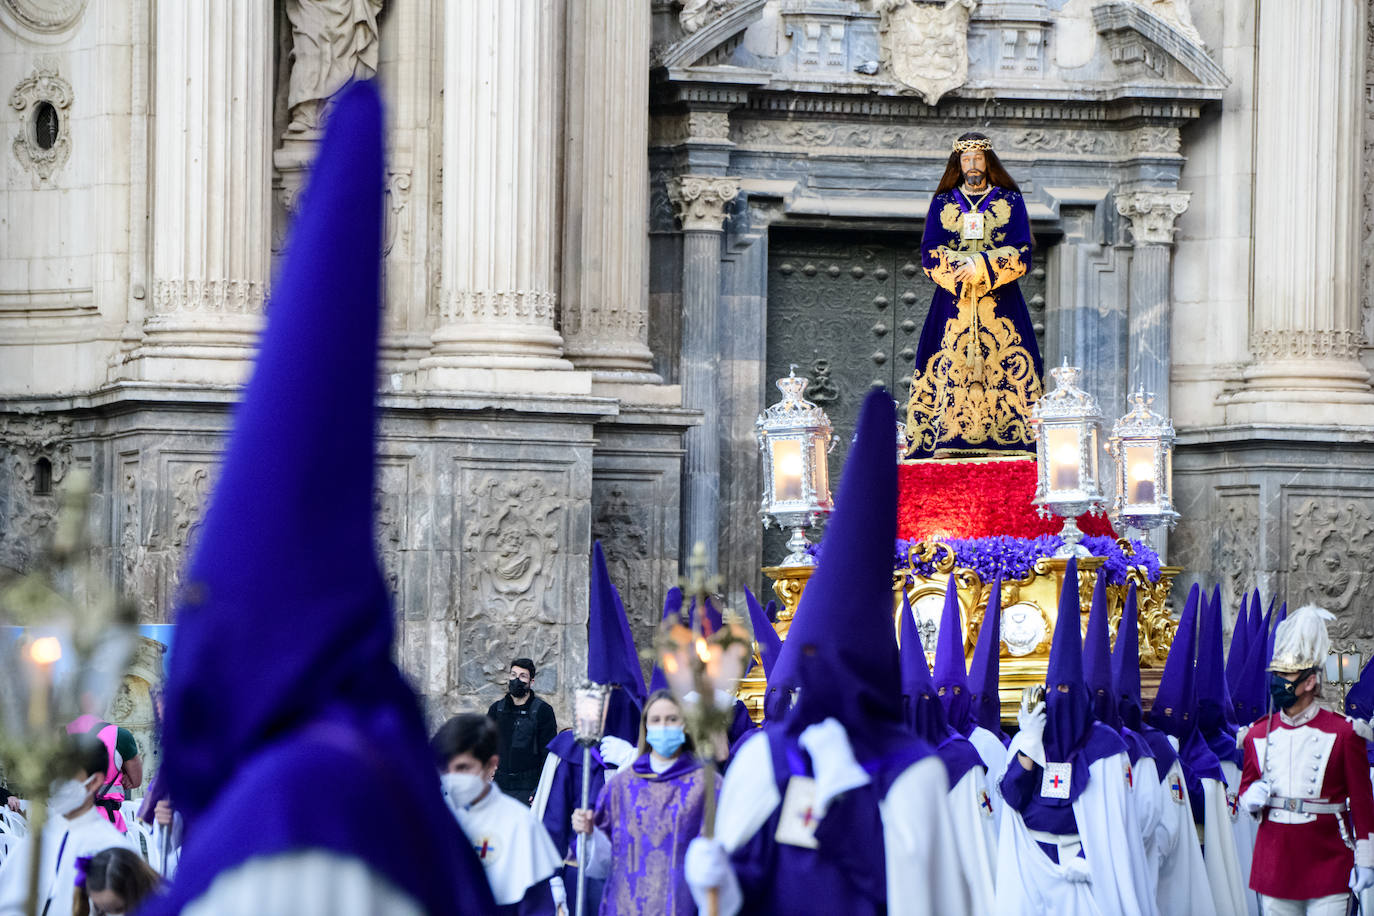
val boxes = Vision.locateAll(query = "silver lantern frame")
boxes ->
[1106,388,1179,533]
[1029,363,1106,557]
[755,369,834,567]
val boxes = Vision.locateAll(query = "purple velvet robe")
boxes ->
[541,733,609,916]
[592,753,707,916]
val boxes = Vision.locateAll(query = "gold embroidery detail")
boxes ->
[905,280,1042,454]
[938,200,1014,254]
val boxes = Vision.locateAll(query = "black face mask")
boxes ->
[1269,672,1302,710]
[508,678,530,698]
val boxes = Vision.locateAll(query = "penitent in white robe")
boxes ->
[713,729,973,916]
[1152,760,1217,916]
[0,806,137,916]
[1200,776,1247,916]
[947,766,998,913]
[993,738,1157,916]
[1217,759,1258,916]
[969,726,1008,828]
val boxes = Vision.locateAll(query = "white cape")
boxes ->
[1200,776,1246,916]
[453,786,562,906]
[1152,760,1216,916]
[947,766,997,913]
[1217,759,1257,916]
[969,726,1008,828]
[715,730,973,916]
[993,737,1157,916]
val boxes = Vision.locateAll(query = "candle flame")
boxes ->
[1130,462,1153,481]
[695,637,711,664]
[1053,443,1078,465]
[28,636,61,666]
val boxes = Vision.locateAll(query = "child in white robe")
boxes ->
[0,734,137,916]
[434,714,567,916]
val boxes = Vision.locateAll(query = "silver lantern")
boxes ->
[756,369,834,567]
[1106,388,1179,533]
[1030,363,1106,557]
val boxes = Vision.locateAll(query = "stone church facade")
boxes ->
[1,0,1371,720]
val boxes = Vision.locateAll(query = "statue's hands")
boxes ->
[951,257,979,284]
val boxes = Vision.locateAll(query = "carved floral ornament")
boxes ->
[667,175,741,231]
[10,63,73,182]
[1115,188,1190,245]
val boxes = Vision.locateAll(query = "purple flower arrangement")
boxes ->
[898,534,1163,585]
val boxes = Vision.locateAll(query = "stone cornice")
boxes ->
[667,175,741,231]
[1115,188,1190,245]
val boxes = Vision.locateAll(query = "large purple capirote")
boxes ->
[147,83,493,915]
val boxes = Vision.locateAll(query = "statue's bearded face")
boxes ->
[960,150,988,189]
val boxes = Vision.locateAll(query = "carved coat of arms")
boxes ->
[873,0,979,105]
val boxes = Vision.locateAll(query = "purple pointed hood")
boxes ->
[1044,559,1092,760]
[1224,589,1255,704]
[745,585,784,679]
[1266,602,1288,664]
[1148,583,1200,740]
[1112,584,1177,772]
[149,82,493,916]
[589,541,648,743]
[648,588,683,693]
[1083,572,1118,729]
[1233,616,1271,727]
[968,578,1006,738]
[1345,658,1374,722]
[933,582,973,734]
[771,390,931,765]
[900,589,946,744]
[1196,586,1241,766]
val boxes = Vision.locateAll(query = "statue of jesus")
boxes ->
[905,132,1043,459]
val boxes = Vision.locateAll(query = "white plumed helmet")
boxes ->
[1268,604,1335,674]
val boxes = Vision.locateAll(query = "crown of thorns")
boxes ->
[952,137,994,153]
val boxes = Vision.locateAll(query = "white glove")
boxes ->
[1062,856,1093,884]
[1353,718,1374,742]
[1016,700,1047,767]
[799,718,871,814]
[599,735,636,769]
[1351,866,1374,893]
[685,837,742,916]
[1240,780,1270,815]
[549,875,566,907]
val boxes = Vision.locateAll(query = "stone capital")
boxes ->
[668,175,741,231]
[1115,189,1191,245]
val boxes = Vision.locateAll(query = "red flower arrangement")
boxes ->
[897,455,1116,542]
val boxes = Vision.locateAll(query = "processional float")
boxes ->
[740,362,1186,724]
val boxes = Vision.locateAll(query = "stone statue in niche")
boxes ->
[282,0,385,140]
[870,0,978,105]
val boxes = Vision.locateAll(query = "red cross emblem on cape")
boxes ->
[475,838,498,865]
[1169,778,1185,804]
[1226,791,1239,820]
[1125,762,1133,788]
[1041,761,1072,799]
[979,789,994,817]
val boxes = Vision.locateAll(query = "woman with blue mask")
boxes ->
[570,689,707,915]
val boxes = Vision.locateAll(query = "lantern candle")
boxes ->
[1047,427,1080,490]
[772,440,804,502]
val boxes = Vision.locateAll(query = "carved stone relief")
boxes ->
[870,0,977,105]
[667,175,741,231]
[0,415,72,573]
[457,474,564,696]
[1131,0,1203,48]
[1215,489,1259,613]
[733,120,1158,159]
[373,460,409,600]
[105,637,166,783]
[10,63,73,184]
[680,0,734,34]
[1,0,86,33]
[1288,494,1374,637]
[1115,188,1191,245]
[592,484,656,651]
[281,0,385,140]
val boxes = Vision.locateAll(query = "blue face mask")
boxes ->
[646,725,686,758]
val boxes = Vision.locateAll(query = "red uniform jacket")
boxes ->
[1240,707,1374,900]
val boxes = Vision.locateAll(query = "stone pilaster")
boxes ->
[421,0,586,394]
[560,0,662,389]
[669,175,739,571]
[127,0,273,384]
[1228,0,1374,422]
[1116,188,1189,417]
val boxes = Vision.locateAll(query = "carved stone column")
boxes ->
[670,175,739,570]
[1116,188,1190,417]
[1229,0,1374,422]
[128,0,273,384]
[422,0,586,393]
[560,0,661,387]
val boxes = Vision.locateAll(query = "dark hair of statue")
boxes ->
[430,713,502,768]
[73,847,161,916]
[935,132,1022,194]
[636,688,696,757]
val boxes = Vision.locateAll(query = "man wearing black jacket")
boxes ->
[486,657,558,804]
